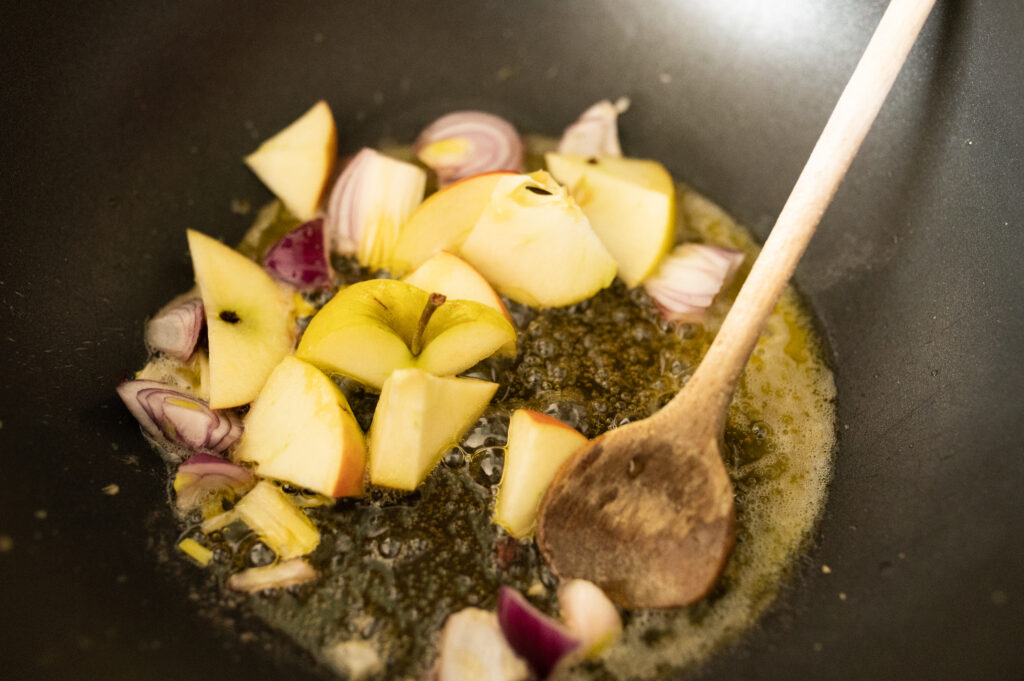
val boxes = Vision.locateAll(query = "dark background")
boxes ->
[1,1,1021,679]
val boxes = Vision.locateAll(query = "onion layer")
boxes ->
[173,453,254,511]
[117,380,242,456]
[556,98,629,158]
[643,243,745,322]
[496,586,580,679]
[225,558,316,592]
[436,607,531,681]
[325,148,426,270]
[414,111,524,187]
[262,217,333,291]
[145,297,204,362]
[557,579,622,657]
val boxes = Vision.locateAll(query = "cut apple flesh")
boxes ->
[244,100,337,221]
[494,409,588,538]
[459,172,618,308]
[296,279,515,389]
[234,356,366,498]
[368,368,498,490]
[187,230,294,409]
[545,153,675,287]
[390,171,513,276]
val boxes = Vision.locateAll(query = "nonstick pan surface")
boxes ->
[1,1,1022,679]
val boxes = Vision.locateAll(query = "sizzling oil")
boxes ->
[168,183,835,680]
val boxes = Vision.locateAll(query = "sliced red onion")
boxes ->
[145,297,204,362]
[436,607,531,681]
[643,243,745,322]
[325,148,426,268]
[117,380,243,455]
[496,587,580,679]
[262,217,333,291]
[557,579,622,657]
[173,453,254,511]
[225,558,316,592]
[414,111,524,187]
[556,98,630,158]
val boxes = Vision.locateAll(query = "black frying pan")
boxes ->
[2,1,1022,679]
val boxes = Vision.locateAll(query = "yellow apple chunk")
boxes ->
[403,250,513,324]
[234,356,366,498]
[187,230,294,409]
[296,279,515,390]
[494,409,588,538]
[368,368,498,490]
[390,171,514,276]
[459,172,617,307]
[545,153,676,287]
[244,100,337,220]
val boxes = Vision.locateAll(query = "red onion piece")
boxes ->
[173,453,254,511]
[145,297,204,362]
[557,579,622,657]
[414,111,524,187]
[262,217,333,291]
[556,98,629,158]
[496,587,580,679]
[643,243,745,322]
[225,558,316,592]
[326,148,374,255]
[117,380,243,456]
[436,607,531,681]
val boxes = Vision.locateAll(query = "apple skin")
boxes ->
[494,409,588,538]
[368,368,498,491]
[187,230,294,409]
[244,100,337,221]
[296,279,516,390]
[403,250,513,324]
[390,170,515,276]
[234,356,366,498]
[459,171,618,308]
[544,153,676,287]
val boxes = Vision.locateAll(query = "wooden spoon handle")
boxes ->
[677,0,937,423]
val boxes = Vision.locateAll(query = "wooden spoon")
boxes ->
[536,0,937,609]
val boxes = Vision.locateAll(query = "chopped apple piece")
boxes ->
[545,153,675,287]
[403,250,513,324]
[368,368,498,490]
[325,148,426,272]
[390,171,514,276]
[494,410,588,538]
[244,101,337,221]
[297,279,515,390]
[234,356,366,498]
[187,230,294,409]
[233,480,321,559]
[459,172,617,307]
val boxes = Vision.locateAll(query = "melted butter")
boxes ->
[155,164,835,680]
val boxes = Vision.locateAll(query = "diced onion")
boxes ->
[117,380,242,457]
[262,217,333,291]
[556,98,629,158]
[496,587,580,679]
[145,297,204,362]
[643,243,745,322]
[414,111,524,187]
[436,607,531,681]
[557,579,622,657]
[232,481,321,559]
[325,148,426,270]
[173,453,254,511]
[225,558,316,592]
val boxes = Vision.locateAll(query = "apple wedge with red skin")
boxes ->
[494,409,588,538]
[390,170,515,276]
[234,356,366,498]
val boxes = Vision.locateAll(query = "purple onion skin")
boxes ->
[145,297,204,361]
[174,453,254,511]
[496,587,580,679]
[117,380,242,456]
[262,218,333,291]
[414,111,524,187]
